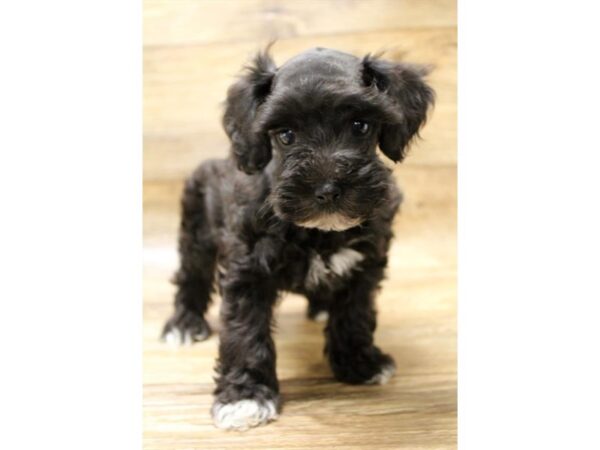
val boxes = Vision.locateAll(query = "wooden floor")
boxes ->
[143,1,456,448]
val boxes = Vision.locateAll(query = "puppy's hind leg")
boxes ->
[162,174,217,346]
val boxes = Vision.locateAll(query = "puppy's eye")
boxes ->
[277,129,296,146]
[351,120,370,136]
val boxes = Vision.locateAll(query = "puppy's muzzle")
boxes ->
[314,182,341,206]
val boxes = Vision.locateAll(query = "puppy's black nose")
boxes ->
[315,183,341,204]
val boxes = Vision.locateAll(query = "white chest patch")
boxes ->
[305,247,364,289]
[329,248,365,277]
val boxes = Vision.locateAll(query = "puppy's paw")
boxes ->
[364,361,396,385]
[307,298,329,322]
[161,309,211,346]
[329,347,396,385]
[307,309,329,322]
[212,399,278,431]
[311,311,329,322]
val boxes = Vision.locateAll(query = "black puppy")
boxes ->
[162,47,434,430]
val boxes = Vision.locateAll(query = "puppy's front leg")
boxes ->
[211,264,279,431]
[326,271,396,385]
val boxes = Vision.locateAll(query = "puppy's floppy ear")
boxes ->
[223,49,276,174]
[362,55,435,162]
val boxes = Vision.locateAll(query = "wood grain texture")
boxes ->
[144,0,457,47]
[143,0,456,448]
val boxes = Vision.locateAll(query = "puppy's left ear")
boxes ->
[223,49,277,174]
[362,56,435,162]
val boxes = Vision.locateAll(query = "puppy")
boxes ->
[162,47,434,431]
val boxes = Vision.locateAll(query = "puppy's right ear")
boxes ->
[222,50,277,174]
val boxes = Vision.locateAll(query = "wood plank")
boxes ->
[144,0,457,47]
[144,375,456,449]
[143,27,456,181]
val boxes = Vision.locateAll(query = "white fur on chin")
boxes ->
[297,213,362,232]
[212,399,278,431]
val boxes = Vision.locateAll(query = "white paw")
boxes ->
[162,327,209,347]
[365,363,396,385]
[313,311,329,322]
[212,399,278,431]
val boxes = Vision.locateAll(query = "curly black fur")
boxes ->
[162,47,434,429]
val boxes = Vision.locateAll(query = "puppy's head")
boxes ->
[223,47,434,231]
